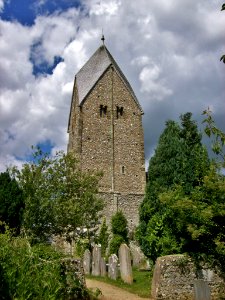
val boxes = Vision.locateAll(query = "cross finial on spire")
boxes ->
[101,32,105,45]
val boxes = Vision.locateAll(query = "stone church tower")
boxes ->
[68,42,146,230]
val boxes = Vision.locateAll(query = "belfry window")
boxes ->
[116,106,124,118]
[100,105,107,117]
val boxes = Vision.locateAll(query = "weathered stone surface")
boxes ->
[100,257,106,277]
[108,254,118,280]
[119,243,133,284]
[151,255,225,300]
[67,45,146,230]
[92,245,101,276]
[83,249,91,275]
[99,193,144,230]
[194,280,210,300]
[129,241,148,268]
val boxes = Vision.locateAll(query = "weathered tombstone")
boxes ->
[194,280,211,300]
[118,243,133,284]
[92,244,101,276]
[83,249,91,275]
[108,254,118,280]
[129,241,147,268]
[100,257,106,277]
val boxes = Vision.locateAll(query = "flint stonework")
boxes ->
[108,254,118,280]
[92,245,101,276]
[118,243,133,284]
[151,255,225,300]
[67,45,146,230]
[83,249,91,275]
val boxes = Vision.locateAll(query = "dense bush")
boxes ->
[109,211,128,255]
[0,229,90,299]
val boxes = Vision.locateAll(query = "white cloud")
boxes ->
[139,66,173,100]
[0,0,225,171]
[89,0,121,16]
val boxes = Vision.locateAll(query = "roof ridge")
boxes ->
[104,46,143,113]
[74,44,143,113]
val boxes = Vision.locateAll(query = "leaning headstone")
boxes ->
[92,244,101,276]
[100,257,106,277]
[194,280,211,300]
[108,254,118,280]
[119,243,133,284]
[83,249,91,275]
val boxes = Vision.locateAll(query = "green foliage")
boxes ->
[109,211,129,255]
[158,167,225,274]
[97,218,109,257]
[12,149,103,244]
[137,113,210,262]
[0,171,24,235]
[0,229,90,299]
[111,211,128,241]
[109,234,125,255]
[202,108,225,166]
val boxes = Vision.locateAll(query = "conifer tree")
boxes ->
[137,113,209,261]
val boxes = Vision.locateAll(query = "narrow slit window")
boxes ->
[100,105,107,117]
[121,166,125,174]
[116,106,124,119]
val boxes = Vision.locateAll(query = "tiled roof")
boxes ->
[75,45,143,113]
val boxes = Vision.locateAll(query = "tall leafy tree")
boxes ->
[0,172,24,234]
[137,113,209,262]
[12,149,104,244]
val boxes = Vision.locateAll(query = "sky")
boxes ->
[0,0,224,171]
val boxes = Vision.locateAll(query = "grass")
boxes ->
[86,268,152,298]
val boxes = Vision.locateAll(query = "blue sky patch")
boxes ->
[0,0,81,26]
[18,140,55,163]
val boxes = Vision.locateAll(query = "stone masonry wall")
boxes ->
[100,192,144,231]
[68,67,146,195]
[151,255,225,300]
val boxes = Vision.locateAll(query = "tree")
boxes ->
[158,165,225,275]
[203,109,225,166]
[109,211,128,255]
[12,149,104,244]
[0,171,24,234]
[137,113,209,262]
[98,218,109,257]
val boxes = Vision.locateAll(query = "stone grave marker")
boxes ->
[119,243,133,284]
[108,254,118,280]
[194,280,211,300]
[100,257,106,277]
[92,244,101,276]
[83,249,91,275]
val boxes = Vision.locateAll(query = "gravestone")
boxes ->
[83,249,91,275]
[119,243,133,284]
[92,244,101,276]
[108,254,118,280]
[194,280,211,300]
[100,257,106,277]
